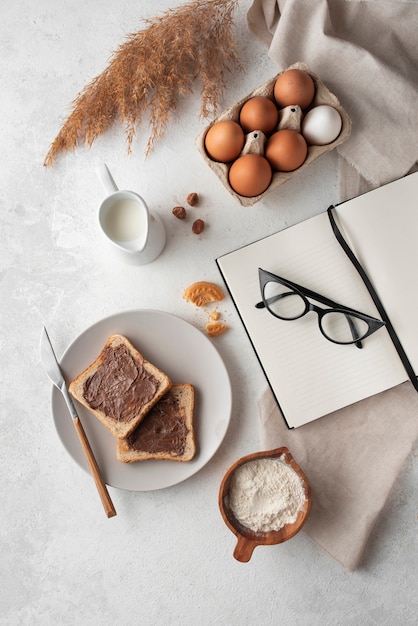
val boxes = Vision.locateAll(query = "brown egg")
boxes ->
[204,120,245,163]
[265,129,308,172]
[239,96,279,134]
[274,69,315,110]
[229,154,272,197]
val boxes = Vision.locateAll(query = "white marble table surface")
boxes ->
[1,1,417,624]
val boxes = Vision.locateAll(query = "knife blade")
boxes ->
[40,326,116,518]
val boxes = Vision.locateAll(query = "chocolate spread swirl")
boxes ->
[127,390,188,455]
[83,344,159,423]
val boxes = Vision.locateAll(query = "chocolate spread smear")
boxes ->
[127,390,187,455]
[83,344,159,423]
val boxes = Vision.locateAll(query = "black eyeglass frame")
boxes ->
[255,268,386,348]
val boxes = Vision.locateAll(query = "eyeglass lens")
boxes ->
[320,311,370,344]
[264,280,307,319]
[263,279,371,344]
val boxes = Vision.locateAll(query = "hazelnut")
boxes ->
[172,206,186,219]
[187,192,199,206]
[192,219,205,234]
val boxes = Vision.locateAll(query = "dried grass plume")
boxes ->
[44,0,241,166]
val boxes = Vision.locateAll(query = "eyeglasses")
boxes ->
[255,268,385,348]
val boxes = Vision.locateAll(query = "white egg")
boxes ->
[302,105,342,145]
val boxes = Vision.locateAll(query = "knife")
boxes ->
[40,326,117,518]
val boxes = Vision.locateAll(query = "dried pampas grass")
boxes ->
[44,0,241,165]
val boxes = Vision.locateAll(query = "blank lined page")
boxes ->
[335,172,418,373]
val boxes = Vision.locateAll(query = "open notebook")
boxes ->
[217,173,418,428]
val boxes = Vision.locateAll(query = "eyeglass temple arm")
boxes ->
[284,281,377,347]
[283,280,362,314]
[256,274,382,320]
[256,279,350,311]
[256,292,363,348]
[345,314,363,349]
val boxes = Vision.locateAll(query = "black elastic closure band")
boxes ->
[327,206,418,392]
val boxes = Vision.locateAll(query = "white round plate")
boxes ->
[51,310,232,491]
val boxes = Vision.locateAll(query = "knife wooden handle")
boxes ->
[73,417,117,518]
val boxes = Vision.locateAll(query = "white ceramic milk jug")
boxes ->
[96,163,166,265]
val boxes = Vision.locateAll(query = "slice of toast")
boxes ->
[116,383,196,463]
[69,334,171,439]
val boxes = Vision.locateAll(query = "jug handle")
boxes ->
[96,163,119,194]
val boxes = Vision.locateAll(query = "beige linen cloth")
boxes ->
[247,0,418,570]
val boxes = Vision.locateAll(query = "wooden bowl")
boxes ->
[219,447,312,562]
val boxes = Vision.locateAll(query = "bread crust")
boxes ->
[69,334,171,439]
[116,383,196,463]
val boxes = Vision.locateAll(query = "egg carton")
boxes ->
[196,62,352,207]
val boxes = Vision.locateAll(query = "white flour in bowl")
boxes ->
[228,457,306,533]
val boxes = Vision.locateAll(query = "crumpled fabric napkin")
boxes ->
[247,0,418,570]
[257,383,418,571]
[247,0,418,189]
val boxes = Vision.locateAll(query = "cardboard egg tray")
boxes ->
[196,62,351,207]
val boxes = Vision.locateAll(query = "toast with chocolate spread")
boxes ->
[116,383,196,463]
[69,334,172,439]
